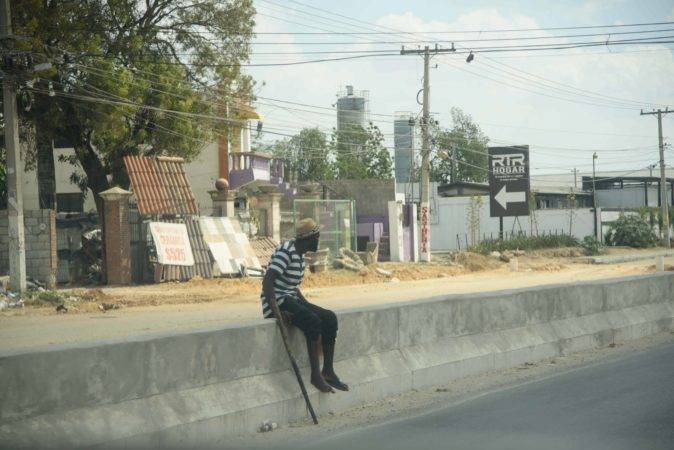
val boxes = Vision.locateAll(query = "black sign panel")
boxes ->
[488,146,530,217]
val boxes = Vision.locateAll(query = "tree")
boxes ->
[332,122,393,180]
[273,127,333,182]
[13,0,256,215]
[430,108,489,184]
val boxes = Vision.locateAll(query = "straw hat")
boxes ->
[296,218,320,239]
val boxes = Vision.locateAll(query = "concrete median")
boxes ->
[1,273,673,449]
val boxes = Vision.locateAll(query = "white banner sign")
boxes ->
[149,222,194,266]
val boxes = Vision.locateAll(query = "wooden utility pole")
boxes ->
[401,44,455,262]
[1,0,26,292]
[641,108,672,248]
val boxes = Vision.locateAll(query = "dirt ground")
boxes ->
[1,247,670,317]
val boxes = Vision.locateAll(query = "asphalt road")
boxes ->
[303,342,674,450]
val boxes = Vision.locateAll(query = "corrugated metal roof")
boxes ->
[249,237,278,267]
[124,156,199,216]
[159,217,213,282]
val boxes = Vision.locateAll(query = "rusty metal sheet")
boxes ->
[124,155,199,216]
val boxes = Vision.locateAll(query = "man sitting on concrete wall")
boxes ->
[261,218,349,393]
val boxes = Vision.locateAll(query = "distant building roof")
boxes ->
[123,155,199,216]
[437,182,489,197]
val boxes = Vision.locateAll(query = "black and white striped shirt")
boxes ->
[261,239,306,318]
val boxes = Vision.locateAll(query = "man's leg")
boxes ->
[279,297,334,393]
[302,301,349,391]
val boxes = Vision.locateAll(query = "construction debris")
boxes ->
[99,303,119,312]
[306,249,330,273]
[333,248,366,272]
[356,242,379,265]
[375,268,393,278]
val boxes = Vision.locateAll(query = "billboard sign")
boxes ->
[488,146,530,217]
[149,222,195,266]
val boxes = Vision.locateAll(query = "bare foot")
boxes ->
[322,372,349,391]
[311,374,335,393]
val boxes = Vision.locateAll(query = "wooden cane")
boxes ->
[269,301,319,425]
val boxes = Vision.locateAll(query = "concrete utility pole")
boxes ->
[401,44,455,262]
[641,108,672,248]
[592,153,598,239]
[1,0,26,292]
[572,167,578,189]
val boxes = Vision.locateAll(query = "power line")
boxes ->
[266,2,672,110]
[249,28,674,45]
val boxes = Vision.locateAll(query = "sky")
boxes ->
[246,0,674,186]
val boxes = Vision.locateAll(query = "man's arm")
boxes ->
[263,270,292,324]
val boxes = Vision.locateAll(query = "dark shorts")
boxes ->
[276,296,338,343]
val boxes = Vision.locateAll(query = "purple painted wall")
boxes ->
[402,204,414,262]
[357,214,389,234]
[251,156,270,171]
[357,222,384,243]
[229,169,254,189]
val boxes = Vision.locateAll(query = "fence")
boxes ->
[430,196,596,251]
[293,199,356,257]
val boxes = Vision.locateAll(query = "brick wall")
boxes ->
[0,209,57,288]
[103,198,131,285]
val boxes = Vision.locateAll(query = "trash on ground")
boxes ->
[258,420,278,433]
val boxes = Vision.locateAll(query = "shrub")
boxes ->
[581,235,603,256]
[604,214,658,248]
[472,233,579,254]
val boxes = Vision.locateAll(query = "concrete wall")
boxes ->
[323,179,396,217]
[183,141,219,216]
[0,273,672,448]
[0,209,57,287]
[431,196,596,251]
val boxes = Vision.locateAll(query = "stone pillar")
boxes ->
[388,200,404,262]
[99,187,132,285]
[210,189,238,217]
[256,192,283,243]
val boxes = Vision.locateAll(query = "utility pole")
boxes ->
[572,167,578,189]
[641,108,672,248]
[1,0,26,292]
[401,44,455,262]
[592,153,598,239]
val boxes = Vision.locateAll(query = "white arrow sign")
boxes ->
[495,185,526,210]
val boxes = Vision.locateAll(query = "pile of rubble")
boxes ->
[0,276,48,311]
[488,249,526,263]
[305,242,380,274]
[333,242,379,272]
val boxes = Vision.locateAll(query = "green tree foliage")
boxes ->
[273,127,333,181]
[332,123,393,180]
[429,108,489,183]
[13,0,255,214]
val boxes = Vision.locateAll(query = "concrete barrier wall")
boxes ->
[1,274,673,449]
